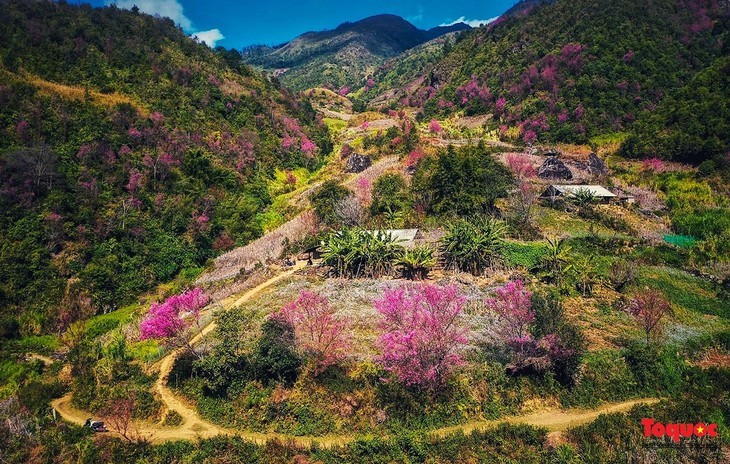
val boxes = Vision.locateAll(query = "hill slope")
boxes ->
[242,14,470,91]
[0,0,331,336]
[363,0,728,162]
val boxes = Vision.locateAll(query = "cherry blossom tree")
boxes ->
[486,280,568,375]
[626,289,673,344]
[275,291,350,375]
[506,154,536,180]
[139,288,210,358]
[428,119,443,134]
[375,284,468,390]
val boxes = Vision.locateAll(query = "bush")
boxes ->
[311,180,350,227]
[623,341,684,394]
[370,173,409,216]
[18,379,65,415]
[531,292,586,386]
[412,144,513,217]
[251,318,301,386]
[441,217,506,275]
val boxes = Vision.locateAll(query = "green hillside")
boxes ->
[0,0,331,335]
[363,0,728,162]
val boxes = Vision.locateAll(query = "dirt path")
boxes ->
[50,255,660,447]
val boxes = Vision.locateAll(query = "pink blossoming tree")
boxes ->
[275,291,350,375]
[139,288,210,358]
[486,280,568,375]
[375,284,468,390]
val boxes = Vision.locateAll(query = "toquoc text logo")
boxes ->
[642,418,718,442]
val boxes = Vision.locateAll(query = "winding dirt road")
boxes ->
[51,262,659,447]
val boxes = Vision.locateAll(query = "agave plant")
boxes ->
[570,188,597,216]
[540,236,573,287]
[440,217,506,275]
[397,246,436,280]
[320,228,404,278]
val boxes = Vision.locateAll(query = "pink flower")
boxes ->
[375,284,468,389]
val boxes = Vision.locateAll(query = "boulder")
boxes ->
[587,152,608,176]
[538,156,573,180]
[345,153,372,173]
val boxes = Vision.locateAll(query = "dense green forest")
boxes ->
[363,0,729,162]
[0,0,331,337]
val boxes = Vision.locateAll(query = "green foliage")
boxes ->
[412,144,513,217]
[396,246,436,280]
[311,180,351,227]
[251,318,301,386]
[17,379,65,415]
[622,341,684,395]
[441,217,506,275]
[563,350,637,407]
[370,173,409,216]
[502,241,548,270]
[320,228,405,278]
[622,57,730,163]
[531,291,586,386]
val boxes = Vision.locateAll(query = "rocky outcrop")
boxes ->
[538,156,573,180]
[587,152,608,176]
[345,153,372,173]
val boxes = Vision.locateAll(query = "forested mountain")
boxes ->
[0,0,331,336]
[241,14,470,91]
[362,0,729,162]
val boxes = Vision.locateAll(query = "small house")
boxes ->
[540,185,617,204]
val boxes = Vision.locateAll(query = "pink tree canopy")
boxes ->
[276,291,350,375]
[139,288,209,357]
[375,284,468,390]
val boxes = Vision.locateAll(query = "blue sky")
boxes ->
[70,0,518,48]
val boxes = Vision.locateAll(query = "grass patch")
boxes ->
[128,339,165,362]
[84,304,138,339]
[635,266,730,319]
[5,335,59,355]
[323,117,348,132]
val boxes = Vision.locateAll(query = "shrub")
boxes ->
[396,246,436,280]
[251,318,301,386]
[311,180,350,227]
[412,144,513,217]
[441,217,506,275]
[370,173,409,216]
[320,228,404,278]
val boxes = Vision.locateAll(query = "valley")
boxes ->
[0,0,728,463]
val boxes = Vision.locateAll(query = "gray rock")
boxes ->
[587,152,608,176]
[538,156,573,180]
[345,153,372,173]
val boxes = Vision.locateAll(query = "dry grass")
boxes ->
[22,71,149,117]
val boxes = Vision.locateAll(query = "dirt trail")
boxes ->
[50,258,660,447]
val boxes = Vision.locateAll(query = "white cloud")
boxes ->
[193,29,225,48]
[107,0,224,47]
[440,16,498,28]
[111,0,192,30]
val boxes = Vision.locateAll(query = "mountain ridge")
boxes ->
[242,14,471,91]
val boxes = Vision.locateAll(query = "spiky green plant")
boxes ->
[320,228,404,278]
[440,217,506,275]
[397,246,436,280]
[540,236,573,287]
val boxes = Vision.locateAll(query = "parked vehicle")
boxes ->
[84,418,108,432]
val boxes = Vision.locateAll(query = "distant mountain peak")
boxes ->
[241,14,471,91]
